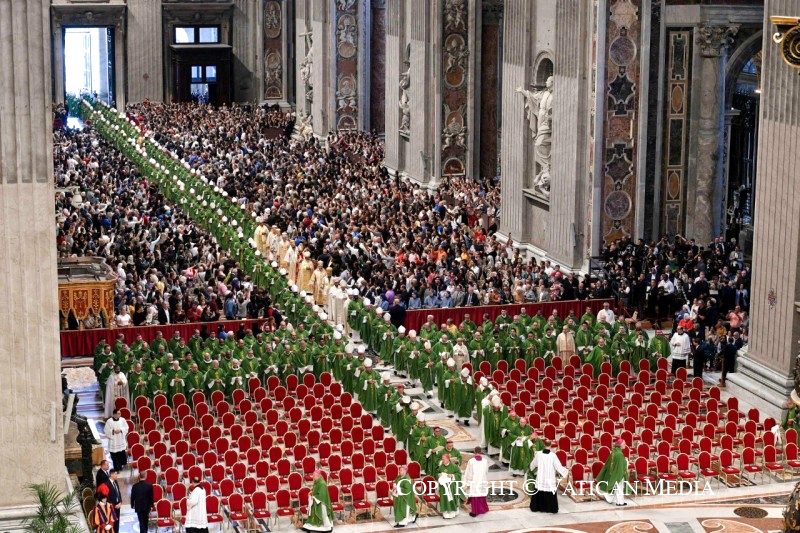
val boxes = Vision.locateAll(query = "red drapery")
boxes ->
[60,319,266,358]
[402,299,614,332]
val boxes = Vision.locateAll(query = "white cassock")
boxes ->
[532,450,568,494]
[104,372,129,417]
[104,416,129,454]
[462,456,489,498]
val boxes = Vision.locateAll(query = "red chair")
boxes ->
[350,482,372,518]
[274,489,296,526]
[218,478,236,506]
[741,447,764,484]
[328,484,345,516]
[226,492,249,529]
[155,499,174,529]
[204,495,225,528]
[675,453,696,481]
[375,479,394,513]
[421,475,440,513]
[764,445,784,476]
[250,490,271,521]
[719,449,741,486]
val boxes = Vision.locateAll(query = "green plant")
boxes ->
[21,482,82,533]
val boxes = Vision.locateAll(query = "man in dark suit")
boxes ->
[95,459,111,488]
[130,472,155,533]
[105,469,123,533]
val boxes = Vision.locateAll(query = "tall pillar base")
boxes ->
[726,347,793,421]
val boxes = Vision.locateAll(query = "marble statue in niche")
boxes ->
[300,33,314,103]
[516,75,554,199]
[399,44,410,135]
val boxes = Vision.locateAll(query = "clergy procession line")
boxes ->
[84,100,783,532]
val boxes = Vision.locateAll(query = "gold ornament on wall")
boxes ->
[771,16,800,71]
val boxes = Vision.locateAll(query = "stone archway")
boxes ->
[721,31,762,251]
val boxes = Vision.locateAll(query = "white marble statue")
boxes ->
[399,65,410,134]
[293,112,314,142]
[300,33,314,103]
[516,76,554,199]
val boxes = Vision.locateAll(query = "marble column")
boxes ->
[233,0,261,102]
[0,0,66,514]
[727,0,800,421]
[383,0,402,171]
[690,23,738,244]
[127,0,164,102]
[498,0,532,242]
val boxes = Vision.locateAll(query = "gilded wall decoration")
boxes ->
[335,0,359,128]
[441,0,469,176]
[600,0,642,241]
[262,0,283,99]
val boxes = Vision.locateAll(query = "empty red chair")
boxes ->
[204,495,224,527]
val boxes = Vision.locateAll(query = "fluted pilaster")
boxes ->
[0,0,65,507]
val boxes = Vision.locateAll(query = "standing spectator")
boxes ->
[719,336,739,387]
[104,408,129,472]
[669,326,691,374]
[104,470,123,533]
[130,473,154,533]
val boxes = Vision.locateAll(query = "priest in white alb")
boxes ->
[529,448,568,514]
[104,365,129,417]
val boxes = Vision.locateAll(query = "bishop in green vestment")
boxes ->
[481,394,506,455]
[302,471,334,531]
[204,360,226,394]
[436,455,464,519]
[392,466,417,527]
[357,358,380,412]
[508,418,535,476]
[594,439,633,506]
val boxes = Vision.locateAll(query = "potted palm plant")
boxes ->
[22,481,82,533]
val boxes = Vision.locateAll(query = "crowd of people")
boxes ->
[597,235,750,379]
[53,111,287,330]
[125,102,624,313]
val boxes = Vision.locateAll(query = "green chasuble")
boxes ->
[436,462,463,518]
[167,368,186,398]
[500,417,522,462]
[129,371,149,400]
[482,405,506,451]
[584,345,607,377]
[580,311,596,327]
[377,384,397,424]
[392,474,417,525]
[185,370,205,395]
[358,369,380,412]
[649,335,670,360]
[474,385,492,424]
[409,425,432,465]
[148,374,168,397]
[441,368,459,412]
[425,435,447,475]
[204,367,226,394]
[575,328,594,357]
[226,365,246,396]
[509,426,534,473]
[454,378,475,419]
[419,352,436,392]
[303,477,334,531]
[241,355,261,380]
[437,446,463,470]
[594,445,633,495]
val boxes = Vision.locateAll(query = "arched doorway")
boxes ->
[724,34,761,255]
